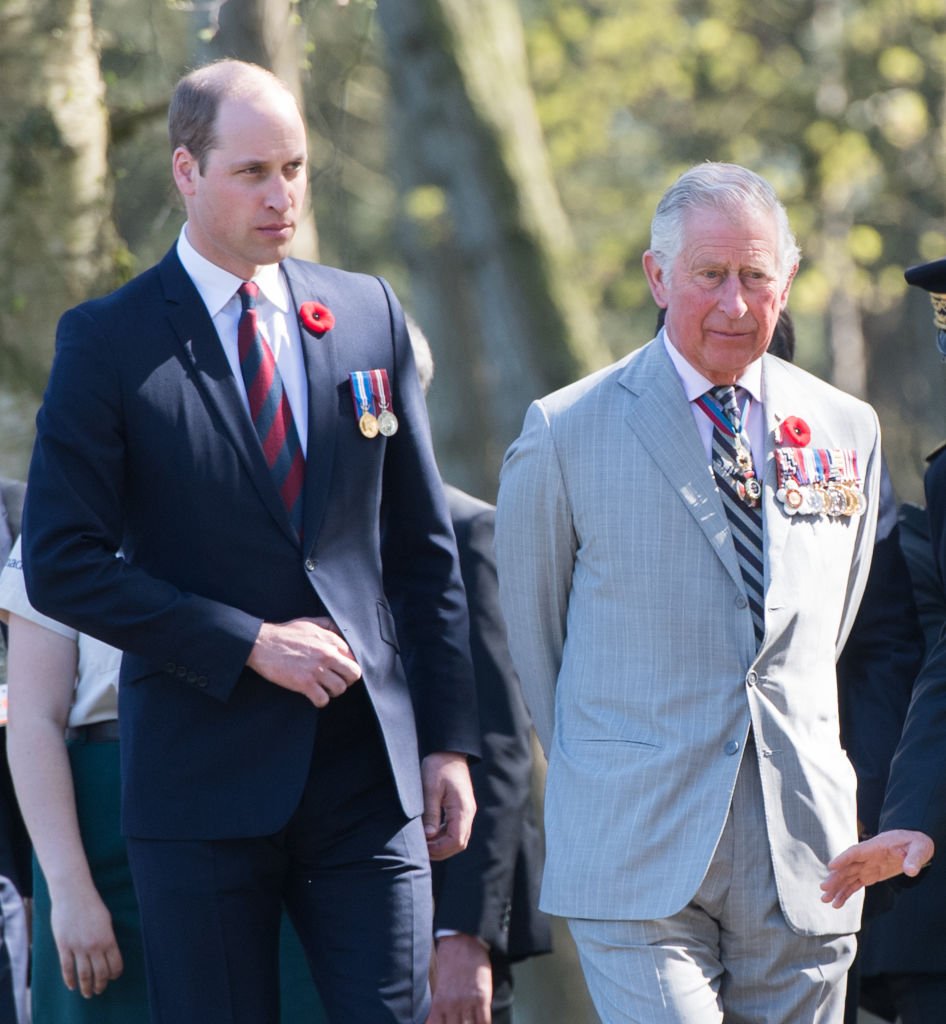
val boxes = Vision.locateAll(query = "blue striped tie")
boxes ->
[709,385,765,646]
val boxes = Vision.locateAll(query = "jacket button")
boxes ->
[197,676,208,688]
[724,740,740,756]
[305,558,316,572]
[735,595,748,609]
[187,671,198,684]
[165,662,176,674]
[746,670,758,687]
[177,666,188,678]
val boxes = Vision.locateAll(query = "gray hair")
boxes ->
[649,163,800,286]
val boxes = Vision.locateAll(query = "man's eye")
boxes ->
[743,272,772,288]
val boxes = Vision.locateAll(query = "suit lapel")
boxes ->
[618,340,745,592]
[283,261,338,554]
[158,249,300,546]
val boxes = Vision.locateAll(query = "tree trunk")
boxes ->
[0,0,123,475]
[810,0,868,397]
[378,0,608,497]
[196,0,319,262]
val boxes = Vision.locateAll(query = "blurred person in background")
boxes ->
[854,256,946,1024]
[410,319,553,1024]
[0,477,30,1024]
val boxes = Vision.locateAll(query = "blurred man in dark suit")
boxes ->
[410,320,552,1024]
[854,257,946,1024]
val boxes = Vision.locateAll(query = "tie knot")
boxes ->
[709,385,741,424]
[238,281,259,311]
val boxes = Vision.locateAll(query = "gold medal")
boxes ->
[825,485,845,517]
[350,371,380,438]
[359,412,380,438]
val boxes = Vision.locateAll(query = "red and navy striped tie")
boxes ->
[237,282,305,540]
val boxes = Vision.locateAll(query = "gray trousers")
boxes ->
[568,741,855,1024]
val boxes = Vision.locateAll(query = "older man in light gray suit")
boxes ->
[495,163,933,1024]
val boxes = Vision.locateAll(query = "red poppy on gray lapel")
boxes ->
[779,415,811,447]
[299,301,335,336]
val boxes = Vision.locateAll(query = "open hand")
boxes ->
[821,829,934,908]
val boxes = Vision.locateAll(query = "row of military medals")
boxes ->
[775,447,865,517]
[350,369,399,439]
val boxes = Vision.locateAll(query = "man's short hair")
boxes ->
[168,59,294,173]
[649,162,800,288]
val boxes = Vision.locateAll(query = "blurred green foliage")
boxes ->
[518,0,946,500]
[521,0,946,366]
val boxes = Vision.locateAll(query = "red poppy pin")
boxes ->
[299,301,335,336]
[779,416,811,447]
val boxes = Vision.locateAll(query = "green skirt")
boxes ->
[32,736,327,1022]
[31,737,148,1022]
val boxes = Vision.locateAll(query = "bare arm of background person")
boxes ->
[5,615,124,998]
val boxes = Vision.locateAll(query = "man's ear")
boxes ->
[642,251,670,309]
[780,263,799,308]
[172,147,199,197]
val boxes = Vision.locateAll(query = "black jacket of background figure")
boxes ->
[432,486,552,1016]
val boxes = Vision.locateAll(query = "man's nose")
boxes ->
[717,274,749,319]
[266,175,294,212]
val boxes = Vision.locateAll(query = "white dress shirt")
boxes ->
[662,329,765,468]
[176,226,309,455]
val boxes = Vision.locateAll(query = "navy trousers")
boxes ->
[128,684,432,1024]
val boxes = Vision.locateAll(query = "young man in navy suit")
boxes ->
[23,60,478,1024]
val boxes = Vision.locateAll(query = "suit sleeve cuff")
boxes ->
[434,929,490,951]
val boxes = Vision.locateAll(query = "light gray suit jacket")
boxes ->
[495,337,880,937]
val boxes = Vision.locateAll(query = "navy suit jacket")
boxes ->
[23,247,478,840]
[836,465,922,838]
[860,494,946,976]
[432,487,551,963]
[881,450,946,851]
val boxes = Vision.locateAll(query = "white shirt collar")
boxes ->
[176,225,289,318]
[661,329,764,405]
